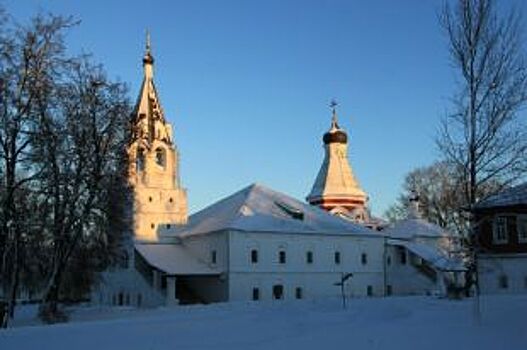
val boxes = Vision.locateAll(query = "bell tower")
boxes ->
[307,101,369,223]
[128,33,188,241]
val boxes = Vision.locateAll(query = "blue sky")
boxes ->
[3,0,526,216]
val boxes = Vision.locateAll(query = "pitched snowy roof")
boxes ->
[388,239,466,272]
[475,183,527,209]
[382,217,450,240]
[161,183,375,238]
[135,243,220,275]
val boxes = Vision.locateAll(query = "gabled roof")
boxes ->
[475,182,527,209]
[382,217,451,240]
[161,183,375,238]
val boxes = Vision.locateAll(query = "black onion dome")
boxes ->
[143,52,154,65]
[323,129,348,144]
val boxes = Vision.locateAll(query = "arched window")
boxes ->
[155,147,166,168]
[278,250,286,264]
[251,249,258,264]
[136,148,145,171]
[273,285,284,300]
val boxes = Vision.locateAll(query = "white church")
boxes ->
[92,38,465,307]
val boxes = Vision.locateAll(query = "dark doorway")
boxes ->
[273,284,284,300]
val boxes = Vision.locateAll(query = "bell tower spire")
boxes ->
[307,101,369,223]
[143,30,154,79]
[128,34,188,242]
[330,99,339,129]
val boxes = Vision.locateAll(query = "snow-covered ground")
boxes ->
[1,295,526,350]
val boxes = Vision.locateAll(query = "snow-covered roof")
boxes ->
[475,183,527,209]
[161,183,376,238]
[135,243,220,275]
[382,217,451,240]
[388,239,466,272]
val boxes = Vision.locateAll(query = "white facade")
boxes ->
[478,254,527,295]
[227,230,384,301]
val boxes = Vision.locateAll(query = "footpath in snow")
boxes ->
[0,295,525,350]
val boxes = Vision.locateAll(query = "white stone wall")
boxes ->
[91,266,164,308]
[226,230,384,301]
[385,245,440,296]
[478,254,527,294]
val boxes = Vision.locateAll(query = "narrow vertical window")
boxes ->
[361,253,368,265]
[279,250,286,264]
[295,287,303,299]
[306,251,313,264]
[252,288,260,301]
[251,249,258,264]
[211,250,217,264]
[517,215,527,243]
[334,251,341,265]
[493,216,509,244]
[367,286,373,296]
[386,285,392,296]
[499,275,508,289]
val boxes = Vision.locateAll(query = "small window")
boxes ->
[361,253,368,265]
[295,287,303,299]
[149,196,153,202]
[387,256,392,266]
[118,292,124,306]
[137,293,142,307]
[169,197,173,203]
[251,249,258,264]
[499,275,508,289]
[493,216,509,244]
[166,224,171,229]
[386,285,392,296]
[279,250,286,264]
[306,251,313,264]
[211,250,217,264]
[334,251,341,265]
[367,285,373,296]
[517,215,527,243]
[252,288,260,301]
[273,285,284,300]
[151,223,155,229]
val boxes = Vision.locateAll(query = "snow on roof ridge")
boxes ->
[383,216,450,239]
[172,182,375,237]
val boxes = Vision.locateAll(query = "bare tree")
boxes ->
[384,161,501,233]
[439,0,527,208]
[0,12,74,328]
[33,59,131,322]
[0,10,131,325]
